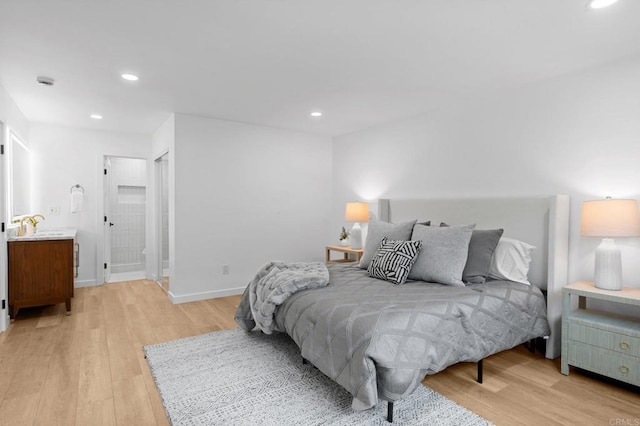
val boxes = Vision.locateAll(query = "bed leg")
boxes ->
[527,338,536,353]
[302,357,307,365]
[477,359,483,384]
[387,401,394,423]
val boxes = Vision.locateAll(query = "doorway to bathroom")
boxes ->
[103,156,147,283]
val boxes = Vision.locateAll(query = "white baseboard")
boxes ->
[168,286,245,304]
[108,271,146,283]
[74,279,98,288]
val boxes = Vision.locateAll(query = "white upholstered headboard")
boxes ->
[377,195,570,359]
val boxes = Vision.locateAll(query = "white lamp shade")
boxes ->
[345,202,370,222]
[580,199,640,237]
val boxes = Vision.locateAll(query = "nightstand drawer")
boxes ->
[568,341,640,386]
[568,321,640,357]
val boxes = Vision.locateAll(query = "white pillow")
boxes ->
[488,237,535,285]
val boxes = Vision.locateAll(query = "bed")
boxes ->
[236,195,570,420]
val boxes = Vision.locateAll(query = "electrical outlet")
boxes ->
[222,264,230,275]
[48,206,61,216]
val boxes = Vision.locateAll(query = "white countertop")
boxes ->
[8,228,77,242]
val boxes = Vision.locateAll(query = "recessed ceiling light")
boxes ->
[310,111,323,118]
[588,0,619,9]
[90,114,103,120]
[121,73,139,81]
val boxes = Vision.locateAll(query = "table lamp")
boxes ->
[345,202,370,250]
[580,198,640,290]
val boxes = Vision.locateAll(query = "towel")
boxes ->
[70,189,83,213]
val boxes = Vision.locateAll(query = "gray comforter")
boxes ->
[235,261,329,334]
[237,263,550,411]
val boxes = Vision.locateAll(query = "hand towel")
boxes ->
[70,189,83,213]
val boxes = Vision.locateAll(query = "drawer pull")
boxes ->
[619,341,630,351]
[619,365,629,375]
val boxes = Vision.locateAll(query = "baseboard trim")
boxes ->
[74,279,98,288]
[108,271,146,283]
[168,286,245,304]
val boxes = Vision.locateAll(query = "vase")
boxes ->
[339,239,349,247]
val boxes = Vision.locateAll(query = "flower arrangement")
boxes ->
[28,214,45,227]
[339,226,349,242]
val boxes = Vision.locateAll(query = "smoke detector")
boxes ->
[36,76,55,86]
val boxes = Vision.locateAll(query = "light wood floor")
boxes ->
[0,280,638,425]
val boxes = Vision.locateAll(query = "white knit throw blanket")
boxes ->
[242,261,329,334]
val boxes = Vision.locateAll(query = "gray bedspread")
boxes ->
[235,261,329,334]
[237,263,550,411]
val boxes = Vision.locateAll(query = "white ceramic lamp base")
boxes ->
[593,238,623,291]
[350,223,363,249]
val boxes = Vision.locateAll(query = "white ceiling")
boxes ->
[1,0,640,137]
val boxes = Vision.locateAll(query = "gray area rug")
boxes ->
[144,328,493,425]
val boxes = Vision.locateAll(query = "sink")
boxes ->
[13,231,67,240]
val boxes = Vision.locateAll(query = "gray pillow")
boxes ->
[408,224,475,286]
[463,229,504,284]
[359,220,417,269]
[440,223,504,284]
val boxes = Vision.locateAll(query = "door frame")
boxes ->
[154,150,169,288]
[103,157,112,283]
[0,121,7,332]
[97,154,148,285]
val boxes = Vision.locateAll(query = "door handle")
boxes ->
[109,222,114,227]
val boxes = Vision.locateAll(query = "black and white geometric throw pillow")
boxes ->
[367,237,423,285]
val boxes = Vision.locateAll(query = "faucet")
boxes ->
[17,214,45,236]
[17,217,28,236]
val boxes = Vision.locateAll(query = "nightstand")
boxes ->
[325,245,364,264]
[561,281,640,387]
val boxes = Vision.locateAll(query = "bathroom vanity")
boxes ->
[8,229,77,321]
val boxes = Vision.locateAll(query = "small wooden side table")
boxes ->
[325,245,364,264]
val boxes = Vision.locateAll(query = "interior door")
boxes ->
[103,157,112,283]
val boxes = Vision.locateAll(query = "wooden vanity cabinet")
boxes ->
[8,238,74,320]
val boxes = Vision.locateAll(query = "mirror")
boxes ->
[9,131,31,218]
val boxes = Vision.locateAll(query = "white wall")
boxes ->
[29,123,151,286]
[0,84,29,142]
[333,54,640,288]
[169,114,332,302]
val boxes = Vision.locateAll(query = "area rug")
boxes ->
[144,328,493,426]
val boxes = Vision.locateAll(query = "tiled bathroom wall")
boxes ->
[109,157,146,274]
